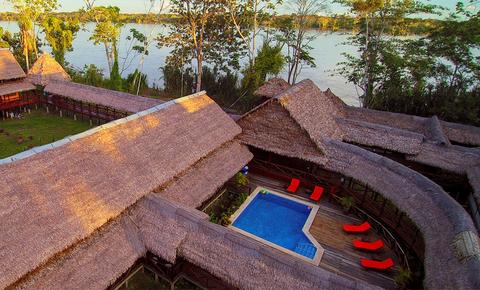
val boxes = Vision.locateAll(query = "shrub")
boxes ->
[234,172,249,187]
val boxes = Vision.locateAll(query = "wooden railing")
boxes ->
[42,95,129,123]
[0,95,39,111]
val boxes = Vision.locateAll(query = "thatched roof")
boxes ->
[441,120,480,146]
[0,79,36,96]
[238,79,480,290]
[13,194,376,290]
[254,77,292,98]
[338,118,424,155]
[153,141,252,208]
[0,92,252,289]
[0,49,25,81]
[44,80,163,113]
[323,141,480,290]
[27,53,71,85]
[240,79,345,155]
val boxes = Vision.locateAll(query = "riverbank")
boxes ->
[0,12,441,34]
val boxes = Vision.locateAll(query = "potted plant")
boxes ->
[339,196,355,213]
[394,267,412,289]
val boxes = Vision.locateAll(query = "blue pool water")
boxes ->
[232,191,317,259]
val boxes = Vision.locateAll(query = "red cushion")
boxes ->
[360,258,394,270]
[343,221,371,233]
[287,178,300,193]
[353,239,384,251]
[310,186,324,201]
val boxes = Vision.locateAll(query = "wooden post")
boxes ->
[379,198,387,216]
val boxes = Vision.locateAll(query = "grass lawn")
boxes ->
[0,110,92,159]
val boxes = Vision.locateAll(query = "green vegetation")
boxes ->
[41,16,80,66]
[394,266,413,288]
[339,196,355,212]
[0,110,91,159]
[336,0,480,126]
[1,0,477,124]
[206,190,249,226]
[0,12,441,34]
[234,172,250,187]
[6,0,59,70]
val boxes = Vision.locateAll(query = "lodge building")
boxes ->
[0,51,479,290]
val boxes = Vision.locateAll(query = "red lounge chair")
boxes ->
[310,186,324,201]
[343,221,371,233]
[287,178,300,193]
[360,258,394,270]
[353,239,384,251]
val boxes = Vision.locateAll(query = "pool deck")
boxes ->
[229,186,324,265]
[247,173,397,290]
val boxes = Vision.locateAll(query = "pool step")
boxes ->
[294,242,316,259]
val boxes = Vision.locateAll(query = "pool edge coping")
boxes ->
[228,186,324,266]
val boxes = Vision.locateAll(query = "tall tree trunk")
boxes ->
[252,0,258,65]
[196,50,203,93]
[104,42,113,74]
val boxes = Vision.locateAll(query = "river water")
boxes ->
[1,21,360,105]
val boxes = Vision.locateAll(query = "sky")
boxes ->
[0,0,464,15]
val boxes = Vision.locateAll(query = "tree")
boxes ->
[336,0,480,126]
[335,0,438,106]
[7,0,58,70]
[241,42,285,96]
[227,0,280,65]
[159,0,243,93]
[83,5,122,79]
[41,16,80,66]
[0,28,10,48]
[278,0,327,84]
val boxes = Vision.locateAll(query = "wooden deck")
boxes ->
[248,173,397,289]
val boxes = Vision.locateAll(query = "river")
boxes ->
[1,21,360,105]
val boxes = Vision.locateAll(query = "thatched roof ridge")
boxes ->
[441,120,480,146]
[424,116,451,146]
[324,88,347,109]
[467,168,480,228]
[274,79,345,152]
[323,140,480,290]
[238,101,328,165]
[254,77,291,98]
[0,79,35,96]
[345,106,426,134]
[27,53,71,85]
[0,49,25,81]
[407,143,480,174]
[43,80,163,113]
[338,118,424,155]
[0,93,245,289]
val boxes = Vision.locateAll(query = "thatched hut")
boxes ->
[0,49,36,112]
[238,79,480,290]
[27,53,71,85]
[0,49,26,81]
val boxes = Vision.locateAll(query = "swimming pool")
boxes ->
[230,187,323,264]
